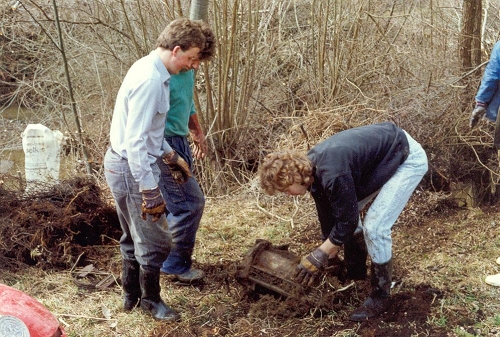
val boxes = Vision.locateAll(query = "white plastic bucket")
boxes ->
[21,124,64,193]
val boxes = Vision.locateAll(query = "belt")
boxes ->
[110,148,126,159]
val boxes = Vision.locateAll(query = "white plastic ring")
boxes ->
[0,315,30,337]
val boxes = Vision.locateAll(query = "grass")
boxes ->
[2,189,500,336]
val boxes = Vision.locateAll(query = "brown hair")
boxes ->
[156,18,216,61]
[259,151,313,195]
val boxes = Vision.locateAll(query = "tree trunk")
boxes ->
[190,0,209,21]
[471,0,482,67]
[459,0,482,72]
[189,0,211,128]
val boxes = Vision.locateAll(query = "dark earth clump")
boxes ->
[235,258,446,336]
[0,176,121,270]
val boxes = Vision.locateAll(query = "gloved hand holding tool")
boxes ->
[141,186,166,222]
[161,150,192,184]
[470,102,487,129]
[295,247,329,286]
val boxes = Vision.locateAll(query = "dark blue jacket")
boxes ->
[308,122,409,246]
[476,41,500,121]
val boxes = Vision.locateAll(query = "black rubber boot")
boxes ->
[122,259,141,311]
[349,259,393,321]
[344,232,368,280]
[139,266,180,321]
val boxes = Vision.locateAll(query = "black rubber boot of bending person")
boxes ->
[139,266,180,321]
[349,258,393,321]
[344,232,368,280]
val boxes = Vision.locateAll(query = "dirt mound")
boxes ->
[0,176,121,270]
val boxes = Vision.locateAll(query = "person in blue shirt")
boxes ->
[259,123,428,321]
[103,18,215,321]
[469,41,500,287]
[470,41,500,128]
[157,69,207,283]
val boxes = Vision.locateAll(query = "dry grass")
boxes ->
[2,189,500,336]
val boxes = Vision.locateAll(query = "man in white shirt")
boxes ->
[103,18,215,321]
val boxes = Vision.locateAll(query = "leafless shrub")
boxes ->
[1,0,500,202]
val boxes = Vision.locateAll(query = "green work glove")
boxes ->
[161,150,192,184]
[141,186,166,222]
[295,248,329,286]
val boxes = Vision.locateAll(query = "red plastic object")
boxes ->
[0,283,67,337]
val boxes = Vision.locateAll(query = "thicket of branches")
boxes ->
[1,0,500,202]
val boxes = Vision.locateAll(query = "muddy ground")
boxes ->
[1,177,499,336]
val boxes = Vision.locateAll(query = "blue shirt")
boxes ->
[109,51,173,191]
[165,70,196,137]
[476,41,500,121]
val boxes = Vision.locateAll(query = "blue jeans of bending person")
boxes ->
[103,148,172,269]
[158,136,205,274]
[354,131,428,264]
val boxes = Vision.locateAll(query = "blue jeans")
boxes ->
[104,148,171,269]
[158,136,205,274]
[355,131,428,264]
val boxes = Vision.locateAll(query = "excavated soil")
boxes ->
[0,177,493,336]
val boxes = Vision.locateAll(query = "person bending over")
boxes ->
[259,122,428,321]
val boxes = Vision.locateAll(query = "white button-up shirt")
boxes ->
[109,51,173,191]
